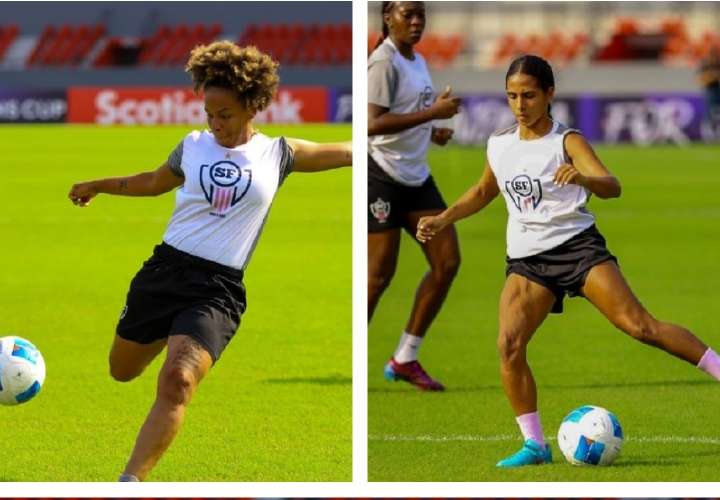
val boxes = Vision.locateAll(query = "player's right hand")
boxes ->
[416,215,446,243]
[431,85,461,119]
[68,182,98,207]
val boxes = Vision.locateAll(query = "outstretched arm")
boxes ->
[368,86,461,136]
[286,138,351,172]
[554,133,621,199]
[416,161,500,243]
[68,163,184,207]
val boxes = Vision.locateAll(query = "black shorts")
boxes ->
[116,242,247,363]
[368,154,447,232]
[505,225,617,314]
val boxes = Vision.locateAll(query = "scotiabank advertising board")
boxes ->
[67,86,330,125]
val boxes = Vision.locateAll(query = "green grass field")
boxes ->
[368,143,720,481]
[0,124,351,481]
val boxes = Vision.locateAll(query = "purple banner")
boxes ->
[0,89,67,123]
[596,94,706,144]
[330,87,352,123]
[453,93,714,145]
[453,95,576,145]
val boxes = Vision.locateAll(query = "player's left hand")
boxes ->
[553,163,586,187]
[431,127,454,146]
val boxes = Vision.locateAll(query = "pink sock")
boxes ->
[698,348,720,380]
[516,411,545,446]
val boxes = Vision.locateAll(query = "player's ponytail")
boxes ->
[506,54,555,118]
[372,2,395,53]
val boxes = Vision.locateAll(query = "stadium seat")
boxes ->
[0,25,19,62]
[26,25,56,66]
[24,23,104,66]
[238,22,349,66]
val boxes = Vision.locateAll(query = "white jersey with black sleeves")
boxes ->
[162,130,293,270]
[368,37,434,186]
[487,121,595,259]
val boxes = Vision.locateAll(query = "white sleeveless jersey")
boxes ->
[487,121,595,259]
[162,130,293,270]
[368,37,434,186]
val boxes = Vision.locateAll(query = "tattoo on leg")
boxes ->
[119,179,128,191]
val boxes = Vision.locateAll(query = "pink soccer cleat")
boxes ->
[384,358,445,391]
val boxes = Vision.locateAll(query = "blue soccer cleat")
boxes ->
[496,439,552,468]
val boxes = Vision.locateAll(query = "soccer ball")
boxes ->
[557,405,623,466]
[0,336,46,405]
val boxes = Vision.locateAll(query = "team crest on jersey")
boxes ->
[199,160,252,217]
[506,174,543,212]
[370,197,391,223]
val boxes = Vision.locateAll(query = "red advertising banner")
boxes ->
[67,86,329,125]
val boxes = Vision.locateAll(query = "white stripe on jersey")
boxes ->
[162,130,291,270]
[487,121,595,259]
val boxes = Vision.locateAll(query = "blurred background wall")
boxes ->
[368,1,720,144]
[0,1,352,124]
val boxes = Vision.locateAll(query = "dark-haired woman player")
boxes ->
[368,1,461,391]
[69,41,351,481]
[417,54,720,466]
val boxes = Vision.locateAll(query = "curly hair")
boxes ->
[185,40,280,113]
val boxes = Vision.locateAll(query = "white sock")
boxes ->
[393,331,423,363]
[118,473,139,482]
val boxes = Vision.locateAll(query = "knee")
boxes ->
[497,328,527,365]
[619,314,660,345]
[109,361,142,383]
[368,267,395,297]
[430,253,460,283]
[157,366,196,407]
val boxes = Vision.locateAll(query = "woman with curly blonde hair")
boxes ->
[68,41,351,481]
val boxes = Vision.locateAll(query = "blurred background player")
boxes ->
[698,47,720,140]
[417,54,720,468]
[368,1,462,391]
[68,41,351,481]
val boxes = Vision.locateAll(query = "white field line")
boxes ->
[369,434,720,445]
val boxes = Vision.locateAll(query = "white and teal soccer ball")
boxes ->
[557,405,623,465]
[0,336,46,405]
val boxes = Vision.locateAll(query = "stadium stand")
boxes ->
[21,21,351,68]
[368,2,720,70]
[0,24,19,62]
[1,2,351,72]
[368,31,465,68]
[26,24,105,66]
[239,23,352,66]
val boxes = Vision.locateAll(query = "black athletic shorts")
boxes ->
[116,242,246,363]
[505,224,617,314]
[368,154,447,232]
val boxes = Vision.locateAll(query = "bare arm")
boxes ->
[416,161,500,242]
[368,86,461,136]
[554,133,621,199]
[286,138,351,172]
[68,163,184,206]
